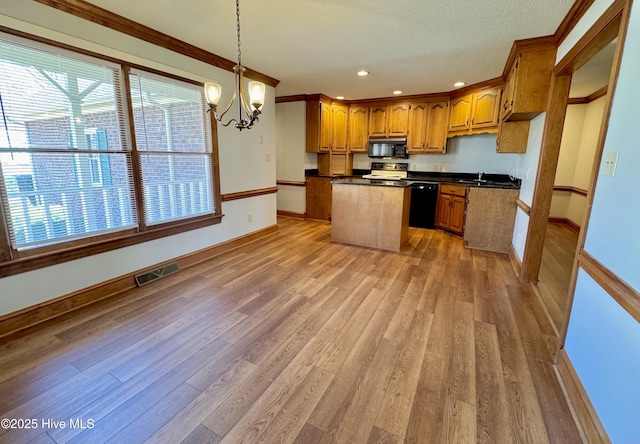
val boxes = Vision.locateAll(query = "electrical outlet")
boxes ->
[248,213,253,222]
[265,152,271,162]
[603,151,619,177]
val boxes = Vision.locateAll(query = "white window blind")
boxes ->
[0,35,137,250]
[129,70,214,225]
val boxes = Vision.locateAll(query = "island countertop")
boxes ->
[330,177,411,188]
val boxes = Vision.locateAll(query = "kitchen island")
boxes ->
[331,178,410,252]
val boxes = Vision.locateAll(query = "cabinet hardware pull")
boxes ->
[466,119,469,127]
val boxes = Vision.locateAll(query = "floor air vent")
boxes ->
[135,262,180,287]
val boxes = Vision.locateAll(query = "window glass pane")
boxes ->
[130,70,214,225]
[129,72,210,153]
[141,153,213,225]
[1,152,137,249]
[0,35,136,250]
[0,37,127,151]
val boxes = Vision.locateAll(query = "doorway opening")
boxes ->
[536,40,617,333]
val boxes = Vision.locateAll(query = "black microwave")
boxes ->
[368,137,408,159]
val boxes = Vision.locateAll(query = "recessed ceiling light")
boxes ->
[453,81,466,87]
[357,70,369,77]
[336,96,345,100]
[393,90,403,95]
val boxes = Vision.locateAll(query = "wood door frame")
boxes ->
[519,0,632,349]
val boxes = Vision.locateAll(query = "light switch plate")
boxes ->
[603,151,619,177]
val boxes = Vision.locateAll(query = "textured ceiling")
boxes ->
[26,0,593,100]
[83,0,580,99]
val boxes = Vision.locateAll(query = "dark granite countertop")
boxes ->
[306,169,521,190]
[331,177,411,188]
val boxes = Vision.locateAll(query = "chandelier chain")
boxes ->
[236,0,242,66]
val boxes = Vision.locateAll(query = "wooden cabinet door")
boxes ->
[496,120,530,153]
[450,196,466,233]
[501,59,518,119]
[330,153,347,175]
[425,101,449,153]
[319,102,332,152]
[407,103,427,153]
[368,106,387,137]
[331,104,349,152]
[348,105,369,152]
[305,177,332,221]
[387,103,410,136]
[448,95,472,132]
[436,194,452,229]
[471,88,501,129]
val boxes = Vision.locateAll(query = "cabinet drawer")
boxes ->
[440,184,467,197]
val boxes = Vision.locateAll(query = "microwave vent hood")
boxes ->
[368,137,407,144]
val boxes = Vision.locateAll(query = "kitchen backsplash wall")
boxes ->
[352,133,523,175]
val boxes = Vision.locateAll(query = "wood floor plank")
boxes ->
[375,310,433,439]
[324,338,402,443]
[181,425,222,444]
[308,287,402,432]
[367,426,404,444]
[474,320,513,444]
[253,365,334,444]
[293,422,327,443]
[0,218,582,444]
[143,359,257,444]
[102,383,200,444]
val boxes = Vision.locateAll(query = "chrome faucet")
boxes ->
[478,171,485,181]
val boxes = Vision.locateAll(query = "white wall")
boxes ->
[0,4,277,316]
[550,97,605,225]
[510,114,546,260]
[564,1,640,442]
[353,133,521,175]
[275,101,307,214]
[557,0,615,62]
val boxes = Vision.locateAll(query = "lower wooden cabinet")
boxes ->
[436,183,467,234]
[305,176,332,221]
[464,188,519,252]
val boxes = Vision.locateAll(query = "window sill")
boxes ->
[0,213,223,279]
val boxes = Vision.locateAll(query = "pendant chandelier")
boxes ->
[204,0,265,130]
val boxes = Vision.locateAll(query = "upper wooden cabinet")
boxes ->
[496,120,530,153]
[425,101,449,153]
[387,103,410,136]
[368,106,387,137]
[407,101,450,154]
[348,105,369,153]
[501,46,556,121]
[331,104,349,152]
[306,99,332,153]
[368,103,409,137]
[407,103,428,153]
[448,87,501,136]
[448,95,473,133]
[471,88,501,128]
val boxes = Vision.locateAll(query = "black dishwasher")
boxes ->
[409,182,438,228]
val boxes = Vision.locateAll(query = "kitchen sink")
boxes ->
[457,179,487,184]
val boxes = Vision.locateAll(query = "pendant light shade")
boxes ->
[204,0,265,130]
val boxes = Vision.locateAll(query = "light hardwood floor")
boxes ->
[537,222,580,333]
[0,217,581,443]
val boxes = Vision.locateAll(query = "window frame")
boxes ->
[0,28,222,279]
